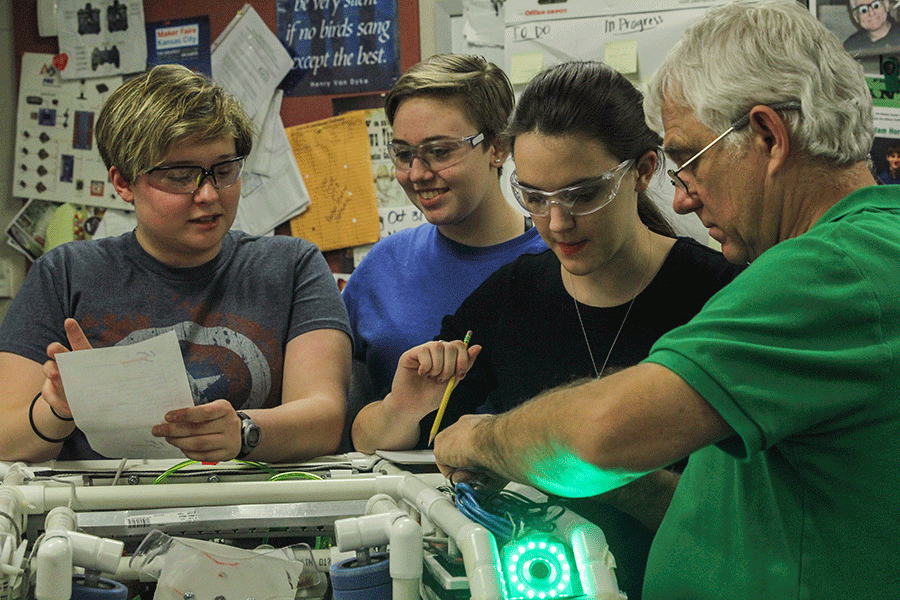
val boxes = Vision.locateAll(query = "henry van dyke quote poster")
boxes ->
[277,0,400,96]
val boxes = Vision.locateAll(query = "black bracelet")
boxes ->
[40,393,75,421]
[29,393,73,444]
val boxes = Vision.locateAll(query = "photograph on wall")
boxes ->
[812,0,900,71]
[871,87,900,182]
[276,0,401,96]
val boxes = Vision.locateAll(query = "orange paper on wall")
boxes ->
[286,111,380,251]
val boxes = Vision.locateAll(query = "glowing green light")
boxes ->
[500,535,582,600]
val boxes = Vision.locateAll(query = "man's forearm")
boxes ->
[448,379,649,497]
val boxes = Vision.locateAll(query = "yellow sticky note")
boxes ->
[605,39,638,75]
[510,52,545,85]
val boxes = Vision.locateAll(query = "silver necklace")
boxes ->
[567,237,653,379]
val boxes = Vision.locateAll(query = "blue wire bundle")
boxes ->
[451,482,564,542]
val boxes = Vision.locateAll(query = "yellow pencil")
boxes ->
[428,331,472,446]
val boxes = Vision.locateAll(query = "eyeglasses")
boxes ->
[388,133,484,173]
[145,156,246,195]
[509,159,635,217]
[667,101,801,194]
[852,0,885,17]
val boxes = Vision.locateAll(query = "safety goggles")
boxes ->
[509,159,634,217]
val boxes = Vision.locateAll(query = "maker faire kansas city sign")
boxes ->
[276,0,400,96]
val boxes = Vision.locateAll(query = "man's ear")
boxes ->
[109,166,135,204]
[747,105,791,173]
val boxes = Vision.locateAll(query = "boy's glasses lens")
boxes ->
[146,156,246,194]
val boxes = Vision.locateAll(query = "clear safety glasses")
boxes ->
[388,133,484,173]
[509,159,634,217]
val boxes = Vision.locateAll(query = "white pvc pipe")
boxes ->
[35,511,73,600]
[0,488,24,538]
[334,493,422,600]
[389,473,504,600]
[13,476,407,514]
[34,534,71,600]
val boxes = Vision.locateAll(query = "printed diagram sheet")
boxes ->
[55,0,147,79]
[14,53,125,210]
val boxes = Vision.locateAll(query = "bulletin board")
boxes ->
[12,0,421,246]
[12,0,422,129]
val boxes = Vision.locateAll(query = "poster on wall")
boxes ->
[812,0,900,184]
[54,0,147,79]
[146,15,212,75]
[275,0,401,96]
[13,53,125,210]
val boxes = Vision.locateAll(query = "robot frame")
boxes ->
[0,454,626,600]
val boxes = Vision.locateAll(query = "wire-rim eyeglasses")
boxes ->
[667,101,801,194]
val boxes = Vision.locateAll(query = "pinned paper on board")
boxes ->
[605,39,638,75]
[510,52,544,85]
[286,111,380,252]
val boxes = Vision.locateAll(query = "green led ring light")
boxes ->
[501,536,581,599]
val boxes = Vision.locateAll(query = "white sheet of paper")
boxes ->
[211,5,293,122]
[235,91,310,236]
[55,331,194,459]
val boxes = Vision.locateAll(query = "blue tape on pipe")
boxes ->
[330,552,391,600]
[70,576,128,600]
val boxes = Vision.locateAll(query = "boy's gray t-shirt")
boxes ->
[0,230,351,460]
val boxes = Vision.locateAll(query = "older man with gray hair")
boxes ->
[433,1,900,598]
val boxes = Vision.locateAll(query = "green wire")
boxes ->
[150,459,278,484]
[268,471,323,481]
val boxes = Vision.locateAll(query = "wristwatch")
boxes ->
[235,411,261,459]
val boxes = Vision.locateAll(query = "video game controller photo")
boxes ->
[91,46,120,71]
[107,0,128,32]
[77,3,101,35]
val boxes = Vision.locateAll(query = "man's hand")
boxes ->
[152,399,242,461]
[433,413,500,481]
[41,318,93,419]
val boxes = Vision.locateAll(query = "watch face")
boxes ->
[246,423,261,446]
